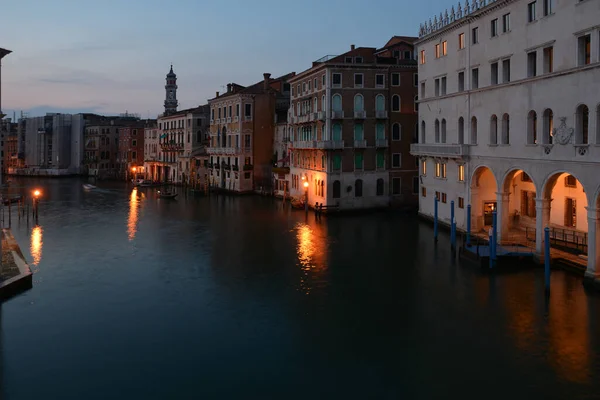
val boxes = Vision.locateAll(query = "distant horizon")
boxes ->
[0,0,452,117]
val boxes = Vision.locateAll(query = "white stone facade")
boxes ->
[412,0,600,280]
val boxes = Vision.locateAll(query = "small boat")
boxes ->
[2,195,23,205]
[83,184,97,191]
[157,190,177,199]
[139,180,154,187]
[132,179,145,186]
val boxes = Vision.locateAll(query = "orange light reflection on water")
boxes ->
[127,188,140,241]
[295,220,327,295]
[30,225,43,266]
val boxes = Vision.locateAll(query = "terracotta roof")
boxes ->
[210,72,294,101]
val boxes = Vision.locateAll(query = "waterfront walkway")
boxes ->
[0,229,32,300]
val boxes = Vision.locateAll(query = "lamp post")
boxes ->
[33,189,40,225]
[132,166,137,182]
[303,180,309,213]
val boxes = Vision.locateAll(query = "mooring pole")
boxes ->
[491,211,498,267]
[466,204,471,246]
[544,227,551,294]
[434,196,439,243]
[450,200,455,250]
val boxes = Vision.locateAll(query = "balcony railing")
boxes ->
[292,141,317,149]
[331,110,344,119]
[375,138,388,148]
[354,139,367,148]
[375,110,388,119]
[207,147,246,155]
[410,143,470,157]
[354,110,366,119]
[316,140,345,150]
[317,111,326,120]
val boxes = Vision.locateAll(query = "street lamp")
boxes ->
[33,189,41,224]
[303,180,309,213]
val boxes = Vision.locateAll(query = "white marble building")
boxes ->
[411,0,600,283]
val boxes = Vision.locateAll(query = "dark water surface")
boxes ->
[1,178,599,399]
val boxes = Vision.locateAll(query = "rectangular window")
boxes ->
[228,106,232,118]
[502,13,510,33]
[458,33,465,49]
[502,59,511,83]
[332,154,341,170]
[354,74,363,87]
[435,79,440,96]
[528,1,536,22]
[442,41,447,56]
[441,193,447,204]
[578,34,591,66]
[422,187,427,197]
[244,104,252,117]
[376,74,384,87]
[392,153,401,168]
[472,27,479,44]
[543,46,553,73]
[413,73,418,87]
[491,62,499,85]
[491,19,498,37]
[421,160,427,175]
[441,77,447,95]
[404,51,412,60]
[543,0,553,16]
[435,44,440,58]
[527,51,537,77]
[377,152,385,169]
[565,198,576,227]
[322,74,326,86]
[236,104,240,116]
[420,50,426,64]
[458,71,465,92]
[412,177,419,194]
[420,82,425,97]
[354,124,364,140]
[354,152,364,169]
[565,174,577,188]
[355,56,363,63]
[392,73,400,86]
[472,68,479,89]
[442,163,447,178]
[435,162,441,177]
[332,73,342,87]
[458,165,465,182]
[393,178,402,195]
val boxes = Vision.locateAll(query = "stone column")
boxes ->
[535,198,551,255]
[496,192,511,242]
[585,207,600,281]
[470,187,480,231]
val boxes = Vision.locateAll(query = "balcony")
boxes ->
[375,110,388,119]
[160,141,184,151]
[354,110,366,119]
[410,143,470,158]
[226,117,231,123]
[316,140,344,150]
[310,113,318,122]
[375,138,388,148]
[292,141,317,149]
[207,147,243,155]
[331,110,344,119]
[317,111,326,120]
[233,116,239,123]
[354,140,367,148]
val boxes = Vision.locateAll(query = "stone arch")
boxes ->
[501,168,539,240]
[575,103,589,144]
[470,165,499,231]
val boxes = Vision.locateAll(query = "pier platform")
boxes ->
[0,229,32,301]
[461,242,535,269]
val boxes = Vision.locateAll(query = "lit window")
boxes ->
[420,50,426,64]
[458,165,465,182]
[442,41,447,56]
[458,33,465,49]
[421,160,427,175]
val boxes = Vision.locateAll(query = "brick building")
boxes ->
[288,37,419,210]
[207,72,294,193]
[117,120,155,180]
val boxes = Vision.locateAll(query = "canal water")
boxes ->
[1,178,599,399]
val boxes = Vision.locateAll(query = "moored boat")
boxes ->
[83,184,97,191]
[157,190,177,199]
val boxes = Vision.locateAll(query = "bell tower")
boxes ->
[164,64,178,115]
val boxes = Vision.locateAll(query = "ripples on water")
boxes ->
[0,178,599,399]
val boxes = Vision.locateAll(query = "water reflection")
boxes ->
[295,218,328,295]
[30,225,43,266]
[127,189,140,241]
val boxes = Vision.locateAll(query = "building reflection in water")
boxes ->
[30,225,43,266]
[127,188,142,241]
[295,218,328,295]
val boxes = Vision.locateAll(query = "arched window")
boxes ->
[375,95,385,111]
[471,117,478,144]
[392,95,401,112]
[355,179,363,197]
[501,113,510,144]
[354,94,364,112]
[392,123,401,141]
[321,95,325,111]
[376,123,385,140]
[313,97,318,113]
[320,181,324,197]
[332,94,342,111]
[527,110,537,144]
[543,109,554,144]
[490,115,498,145]
[332,123,342,141]
[221,126,227,147]
[458,117,464,144]
[441,119,447,143]
[434,119,440,143]
[376,178,384,196]
[576,104,589,144]
[421,121,426,143]
[333,180,341,198]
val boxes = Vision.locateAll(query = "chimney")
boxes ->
[351,44,355,51]
[215,91,219,98]
[227,83,232,93]
[263,73,271,91]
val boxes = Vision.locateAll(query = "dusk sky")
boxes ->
[1,0,448,117]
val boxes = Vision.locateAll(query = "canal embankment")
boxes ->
[0,228,32,301]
